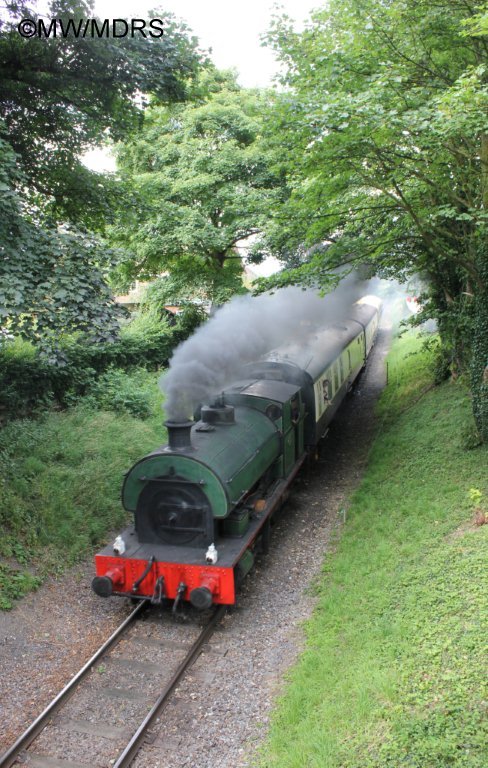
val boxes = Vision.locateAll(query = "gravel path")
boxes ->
[0,319,391,766]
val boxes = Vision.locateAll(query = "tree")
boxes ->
[263,0,488,438]
[0,131,123,356]
[0,0,203,228]
[110,70,285,303]
[141,256,247,312]
[0,0,203,350]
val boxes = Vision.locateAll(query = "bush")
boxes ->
[0,316,200,421]
[86,368,153,419]
[433,345,453,384]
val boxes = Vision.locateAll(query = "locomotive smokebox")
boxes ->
[165,419,195,451]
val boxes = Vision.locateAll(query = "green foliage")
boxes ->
[468,487,483,506]
[0,0,203,227]
[265,0,488,275]
[433,344,455,385]
[170,303,208,336]
[85,368,154,419]
[0,388,167,607]
[0,565,41,611]
[120,303,173,338]
[463,5,488,38]
[0,126,124,351]
[0,124,124,353]
[141,258,248,311]
[257,333,487,768]
[261,0,488,437]
[110,70,284,302]
[0,204,124,353]
[460,422,484,450]
[0,319,191,420]
[0,0,203,350]
[469,261,488,441]
[377,331,436,420]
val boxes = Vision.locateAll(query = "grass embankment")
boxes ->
[0,369,166,609]
[257,332,487,768]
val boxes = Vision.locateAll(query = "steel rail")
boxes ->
[114,604,227,768]
[0,600,147,768]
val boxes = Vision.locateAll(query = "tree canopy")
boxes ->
[0,0,203,227]
[262,0,488,437]
[0,0,203,350]
[110,70,285,304]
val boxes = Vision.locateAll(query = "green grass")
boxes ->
[378,330,436,419]
[256,332,488,768]
[0,368,167,608]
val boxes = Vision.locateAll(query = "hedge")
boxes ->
[0,325,190,420]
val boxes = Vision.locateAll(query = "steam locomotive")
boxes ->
[92,296,381,610]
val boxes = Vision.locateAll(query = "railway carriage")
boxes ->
[92,296,381,609]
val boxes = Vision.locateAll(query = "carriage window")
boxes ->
[322,378,330,404]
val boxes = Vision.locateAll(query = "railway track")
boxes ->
[0,602,226,768]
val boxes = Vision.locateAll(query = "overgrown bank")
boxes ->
[256,332,487,768]
[0,369,167,609]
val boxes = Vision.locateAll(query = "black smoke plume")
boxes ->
[161,277,369,420]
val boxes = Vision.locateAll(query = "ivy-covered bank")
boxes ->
[470,277,488,442]
[256,333,488,768]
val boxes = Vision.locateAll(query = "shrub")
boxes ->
[86,368,153,419]
[0,316,200,420]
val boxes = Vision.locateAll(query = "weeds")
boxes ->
[84,368,155,418]
[0,564,41,610]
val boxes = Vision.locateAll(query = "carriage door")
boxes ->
[290,392,305,458]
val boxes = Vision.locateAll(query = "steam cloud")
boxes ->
[161,276,370,421]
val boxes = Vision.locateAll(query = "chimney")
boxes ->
[164,420,194,452]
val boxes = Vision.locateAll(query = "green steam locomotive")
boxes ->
[92,296,381,610]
